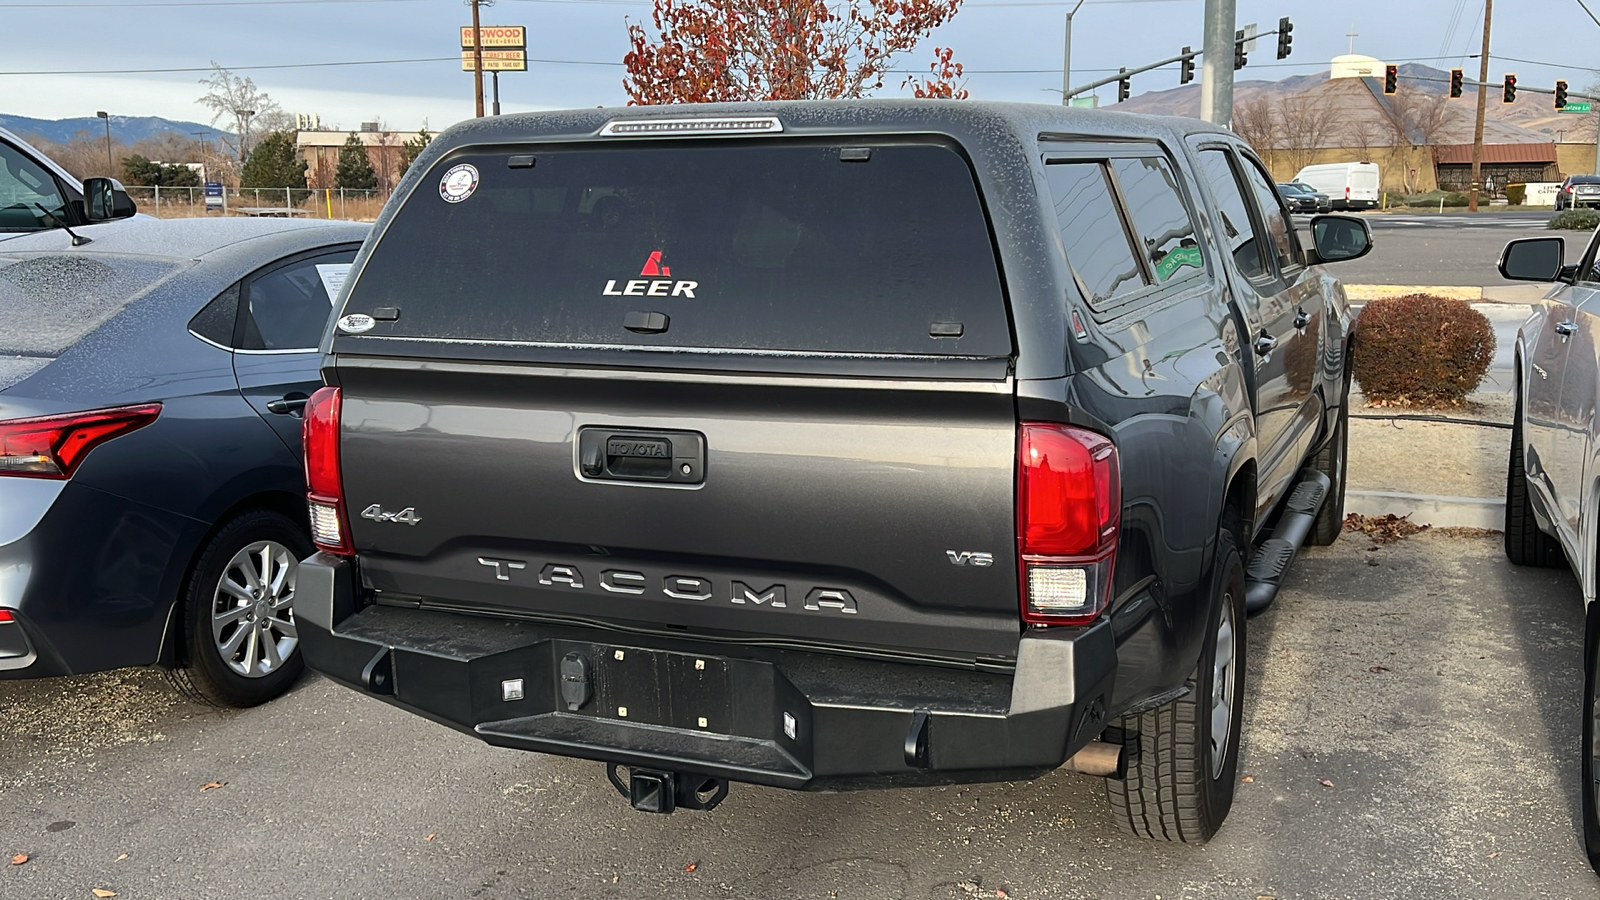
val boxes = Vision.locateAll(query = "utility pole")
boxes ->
[1469,0,1492,211]
[191,131,210,182]
[1061,0,1086,106]
[1199,0,1236,126]
[466,0,491,118]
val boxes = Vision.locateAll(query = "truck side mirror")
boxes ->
[83,177,138,222]
[1499,237,1567,283]
[1307,214,1372,265]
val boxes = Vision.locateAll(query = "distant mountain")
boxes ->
[0,113,223,145]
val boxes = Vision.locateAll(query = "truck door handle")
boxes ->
[1293,308,1311,329]
[266,395,309,416]
[1253,333,1278,357]
[1556,321,1579,337]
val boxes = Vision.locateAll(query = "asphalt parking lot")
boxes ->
[4,530,1598,900]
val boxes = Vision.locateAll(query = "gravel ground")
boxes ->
[3,532,1599,899]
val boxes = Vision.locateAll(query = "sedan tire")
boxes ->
[167,509,309,707]
[1505,390,1565,567]
[1583,599,1600,874]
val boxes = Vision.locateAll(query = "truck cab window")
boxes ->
[0,142,68,232]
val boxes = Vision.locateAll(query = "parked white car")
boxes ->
[1293,162,1381,211]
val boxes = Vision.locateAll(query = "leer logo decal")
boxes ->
[603,250,699,298]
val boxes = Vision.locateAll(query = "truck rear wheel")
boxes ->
[1306,400,1348,546]
[1505,390,1565,567]
[1106,529,1246,843]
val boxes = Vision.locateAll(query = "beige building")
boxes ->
[295,130,424,192]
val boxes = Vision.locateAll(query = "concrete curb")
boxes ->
[1347,489,1503,530]
[1345,284,1552,304]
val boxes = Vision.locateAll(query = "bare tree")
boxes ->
[1277,93,1338,175]
[1381,91,1450,193]
[1232,95,1281,167]
[1344,115,1381,164]
[197,64,284,165]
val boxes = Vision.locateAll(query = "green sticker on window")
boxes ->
[1153,246,1203,282]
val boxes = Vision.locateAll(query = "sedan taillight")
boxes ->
[0,403,161,479]
[1017,423,1121,625]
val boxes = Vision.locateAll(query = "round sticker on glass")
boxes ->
[439,164,479,203]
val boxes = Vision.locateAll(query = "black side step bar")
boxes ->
[1244,468,1331,615]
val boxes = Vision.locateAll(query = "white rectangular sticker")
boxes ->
[315,264,352,305]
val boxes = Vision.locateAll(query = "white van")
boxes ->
[1292,162,1381,210]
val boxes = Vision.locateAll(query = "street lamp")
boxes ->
[95,111,112,174]
[1061,0,1087,105]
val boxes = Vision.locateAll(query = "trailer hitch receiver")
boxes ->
[606,764,729,813]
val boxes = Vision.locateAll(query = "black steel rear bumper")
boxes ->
[297,553,1118,790]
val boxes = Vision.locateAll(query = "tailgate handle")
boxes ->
[577,427,706,485]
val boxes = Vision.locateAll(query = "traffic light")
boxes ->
[1383,65,1398,95]
[1556,79,1569,109]
[1117,73,1130,103]
[1276,17,1292,60]
[1180,47,1195,84]
[1449,68,1463,98]
[1503,73,1517,103]
[1234,29,1247,70]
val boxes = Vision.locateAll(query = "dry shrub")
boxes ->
[1352,293,1494,406]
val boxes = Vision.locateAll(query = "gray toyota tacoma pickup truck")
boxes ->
[296,101,1369,842]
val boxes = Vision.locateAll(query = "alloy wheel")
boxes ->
[1210,595,1237,780]
[210,540,299,678]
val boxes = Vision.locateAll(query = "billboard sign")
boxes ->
[204,181,224,210]
[460,50,527,72]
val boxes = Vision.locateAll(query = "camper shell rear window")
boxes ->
[341,138,1012,358]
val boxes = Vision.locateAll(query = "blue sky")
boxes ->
[0,0,1593,132]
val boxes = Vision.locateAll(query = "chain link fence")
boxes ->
[122,186,389,221]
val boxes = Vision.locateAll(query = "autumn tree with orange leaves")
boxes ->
[623,0,968,104]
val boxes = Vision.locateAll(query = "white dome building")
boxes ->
[1330,54,1385,80]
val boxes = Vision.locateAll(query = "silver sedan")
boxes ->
[1500,228,1600,877]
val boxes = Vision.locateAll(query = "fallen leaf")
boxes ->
[1488,851,1500,859]
[92,891,117,898]
[996,890,1010,898]
[1241,775,1255,783]
[115,854,127,862]
[613,873,620,884]
[684,861,698,873]
[10,854,28,866]
[1319,779,1334,787]
[200,781,225,792]
[425,833,436,842]
[1368,665,1390,673]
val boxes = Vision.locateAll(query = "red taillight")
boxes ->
[303,386,352,555]
[0,403,161,479]
[1017,423,1120,625]
[0,610,14,623]
[1345,186,1351,198]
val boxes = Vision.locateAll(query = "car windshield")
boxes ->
[1279,184,1310,195]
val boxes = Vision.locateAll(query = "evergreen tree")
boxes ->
[398,127,433,177]
[239,130,307,189]
[121,155,202,187]
[335,133,377,190]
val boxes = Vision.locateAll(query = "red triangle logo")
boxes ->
[640,251,671,277]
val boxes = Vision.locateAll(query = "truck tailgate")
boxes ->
[337,359,1022,660]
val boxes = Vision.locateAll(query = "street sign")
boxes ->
[1070,96,1098,109]
[1562,101,1593,114]
[460,25,525,49]
[204,181,223,210]
[460,50,527,72]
